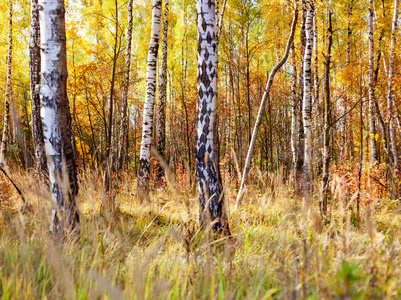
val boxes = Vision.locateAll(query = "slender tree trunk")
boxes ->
[235,6,298,208]
[0,1,12,165]
[104,0,120,200]
[321,11,332,217]
[196,0,228,232]
[118,0,134,170]
[387,0,399,169]
[372,1,389,162]
[137,0,162,196]
[313,11,319,106]
[368,0,377,164]
[38,0,79,234]
[246,30,252,145]
[296,1,306,194]
[291,42,298,184]
[156,0,169,182]
[302,3,314,195]
[30,0,47,177]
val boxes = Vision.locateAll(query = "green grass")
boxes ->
[0,168,401,299]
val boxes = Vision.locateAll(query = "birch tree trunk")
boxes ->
[321,11,332,216]
[313,12,319,106]
[196,0,228,232]
[387,0,399,169]
[29,0,47,178]
[0,0,12,164]
[137,0,162,196]
[368,0,377,164]
[117,0,134,170]
[235,6,298,208]
[156,0,169,182]
[295,1,306,194]
[302,2,314,194]
[291,42,298,185]
[39,0,79,234]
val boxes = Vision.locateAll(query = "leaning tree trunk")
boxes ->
[235,6,298,208]
[368,0,377,164]
[39,0,79,234]
[29,0,47,178]
[0,0,12,164]
[117,0,134,170]
[387,0,399,169]
[195,0,228,232]
[302,2,314,195]
[156,0,169,182]
[321,11,333,217]
[137,0,162,196]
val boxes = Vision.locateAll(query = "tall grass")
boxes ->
[0,167,400,299]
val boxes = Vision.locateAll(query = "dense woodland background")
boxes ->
[1,0,400,199]
[0,0,401,298]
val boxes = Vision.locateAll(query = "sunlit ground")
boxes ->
[0,166,401,299]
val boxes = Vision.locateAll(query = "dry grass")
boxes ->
[0,167,401,299]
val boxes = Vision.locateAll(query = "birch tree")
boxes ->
[291,42,298,186]
[137,0,162,196]
[302,1,314,194]
[117,0,134,170]
[387,0,399,169]
[30,0,47,178]
[0,0,12,164]
[39,0,79,234]
[295,1,307,194]
[156,0,169,182]
[368,0,377,164]
[195,0,228,232]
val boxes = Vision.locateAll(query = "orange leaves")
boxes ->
[330,161,395,207]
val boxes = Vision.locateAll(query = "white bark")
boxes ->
[291,43,298,184]
[235,7,299,208]
[302,3,314,193]
[156,0,169,181]
[387,0,399,169]
[195,0,228,231]
[30,0,47,177]
[137,0,162,195]
[39,0,79,234]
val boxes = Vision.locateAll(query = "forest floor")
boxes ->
[0,167,401,299]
